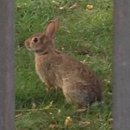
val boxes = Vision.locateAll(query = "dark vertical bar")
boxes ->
[113,1,130,130]
[0,0,15,130]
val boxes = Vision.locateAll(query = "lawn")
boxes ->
[15,0,113,129]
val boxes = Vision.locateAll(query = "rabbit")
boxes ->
[24,18,102,110]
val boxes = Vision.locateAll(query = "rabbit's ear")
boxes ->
[53,18,60,33]
[45,18,59,37]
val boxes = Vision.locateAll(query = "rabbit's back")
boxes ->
[60,54,102,107]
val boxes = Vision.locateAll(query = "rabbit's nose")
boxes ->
[33,37,38,42]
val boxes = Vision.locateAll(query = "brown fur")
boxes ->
[24,18,102,109]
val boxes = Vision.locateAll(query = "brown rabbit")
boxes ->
[24,18,102,110]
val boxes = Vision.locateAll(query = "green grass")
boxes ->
[15,0,113,129]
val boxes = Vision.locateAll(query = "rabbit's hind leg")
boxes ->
[62,85,90,110]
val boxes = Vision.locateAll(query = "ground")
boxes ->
[15,0,112,129]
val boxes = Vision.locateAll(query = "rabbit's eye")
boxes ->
[33,37,38,42]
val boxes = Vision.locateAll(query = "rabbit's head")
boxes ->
[25,18,59,54]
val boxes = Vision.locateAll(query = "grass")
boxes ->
[15,0,113,129]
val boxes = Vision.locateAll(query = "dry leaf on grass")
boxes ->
[15,113,22,119]
[64,116,73,126]
[79,121,91,127]
[77,108,87,113]
[44,101,53,109]
[86,4,93,10]
[57,109,61,115]
[52,0,59,6]
[69,3,80,9]
[49,122,59,128]
[109,118,113,123]
[59,5,67,10]
[32,103,36,109]
[17,5,22,10]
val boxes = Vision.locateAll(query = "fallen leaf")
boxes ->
[81,59,87,64]
[86,4,93,10]
[52,0,59,5]
[17,5,22,10]
[79,121,91,127]
[57,109,61,115]
[44,101,53,109]
[49,122,59,128]
[64,116,73,126]
[69,3,80,9]
[77,108,87,113]
[59,5,66,10]
[15,113,22,118]
[109,118,113,123]
[32,103,36,109]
